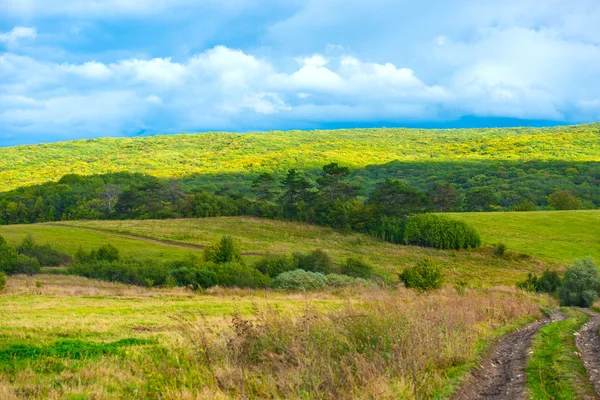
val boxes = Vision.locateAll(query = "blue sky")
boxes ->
[1,0,599,146]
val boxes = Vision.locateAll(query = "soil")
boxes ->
[451,312,565,400]
[576,309,600,398]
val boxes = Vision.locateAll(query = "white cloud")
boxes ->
[0,26,36,47]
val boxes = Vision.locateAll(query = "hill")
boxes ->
[0,216,557,286]
[1,123,599,192]
[442,210,600,264]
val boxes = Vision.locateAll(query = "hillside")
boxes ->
[0,216,558,286]
[1,123,599,192]
[442,210,600,264]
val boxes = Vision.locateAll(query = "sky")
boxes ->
[1,0,599,146]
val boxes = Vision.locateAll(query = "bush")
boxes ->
[494,242,507,256]
[204,236,242,264]
[0,235,19,274]
[293,249,333,274]
[14,254,41,275]
[403,214,481,250]
[69,259,171,287]
[325,273,372,288]
[209,262,271,288]
[558,258,600,307]
[517,270,561,293]
[254,254,298,277]
[75,244,120,263]
[272,269,327,291]
[341,258,373,278]
[400,258,444,292]
[17,235,72,267]
[170,267,218,290]
[0,272,6,291]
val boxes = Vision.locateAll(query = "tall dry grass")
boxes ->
[160,287,543,399]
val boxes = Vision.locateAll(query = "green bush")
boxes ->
[341,258,373,278]
[293,249,333,274]
[204,236,242,264]
[14,254,41,275]
[326,273,372,288]
[0,272,6,291]
[558,258,600,307]
[75,244,120,263]
[17,235,72,267]
[494,242,507,256]
[170,267,218,290]
[69,259,171,287]
[517,270,561,293]
[0,235,19,274]
[272,269,327,291]
[254,254,298,277]
[400,258,444,292]
[209,262,271,288]
[403,214,481,250]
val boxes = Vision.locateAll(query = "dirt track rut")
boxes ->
[576,309,600,398]
[452,312,565,400]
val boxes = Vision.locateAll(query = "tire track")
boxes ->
[452,311,565,400]
[576,309,600,398]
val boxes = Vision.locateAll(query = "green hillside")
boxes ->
[442,210,600,264]
[1,123,599,192]
[0,217,555,286]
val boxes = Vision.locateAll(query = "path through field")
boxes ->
[452,312,566,400]
[576,309,600,398]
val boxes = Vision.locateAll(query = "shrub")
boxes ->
[75,244,120,263]
[0,272,6,291]
[558,258,600,307]
[69,259,171,287]
[13,254,41,275]
[254,254,298,277]
[209,262,271,288]
[517,270,561,293]
[293,249,333,274]
[272,269,327,291]
[17,235,72,267]
[494,242,507,256]
[400,258,444,292]
[204,236,242,264]
[403,214,481,250]
[170,267,218,290]
[548,190,582,210]
[341,258,373,279]
[0,236,19,274]
[163,275,177,288]
[325,273,372,288]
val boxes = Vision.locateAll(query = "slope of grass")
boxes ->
[443,210,600,264]
[0,224,200,261]
[58,216,554,286]
[1,123,599,191]
[526,309,595,399]
[0,275,545,399]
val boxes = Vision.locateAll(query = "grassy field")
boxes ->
[0,275,546,399]
[0,216,556,286]
[0,123,598,191]
[443,210,600,264]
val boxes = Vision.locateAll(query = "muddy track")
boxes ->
[452,311,565,400]
[576,309,600,398]
[46,223,264,256]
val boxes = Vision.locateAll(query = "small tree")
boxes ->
[548,190,582,210]
[558,258,600,307]
[204,236,242,264]
[341,258,373,279]
[400,258,444,292]
[100,184,122,216]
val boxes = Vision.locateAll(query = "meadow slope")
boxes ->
[1,123,599,192]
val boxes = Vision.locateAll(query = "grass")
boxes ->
[52,216,556,286]
[442,210,600,264]
[0,275,547,399]
[0,224,201,261]
[526,308,596,399]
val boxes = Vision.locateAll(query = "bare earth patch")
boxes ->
[452,312,565,400]
[576,309,600,398]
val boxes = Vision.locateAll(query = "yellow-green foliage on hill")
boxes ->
[1,123,599,192]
